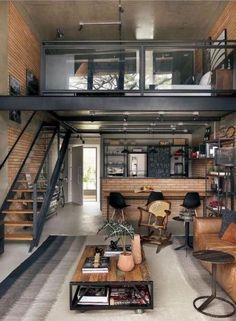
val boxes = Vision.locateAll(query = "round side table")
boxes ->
[173,215,193,251]
[193,250,236,318]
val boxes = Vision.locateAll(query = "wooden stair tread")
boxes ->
[5,234,33,240]
[7,199,43,203]
[17,179,47,184]
[5,221,33,226]
[12,189,47,192]
[3,209,35,214]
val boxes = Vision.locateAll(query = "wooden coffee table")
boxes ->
[193,250,236,318]
[70,245,153,312]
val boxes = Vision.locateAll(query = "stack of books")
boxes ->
[109,285,150,306]
[82,256,110,273]
[104,245,131,257]
[77,286,109,305]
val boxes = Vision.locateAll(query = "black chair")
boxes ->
[181,192,201,216]
[109,192,129,222]
[146,191,164,206]
[174,192,201,252]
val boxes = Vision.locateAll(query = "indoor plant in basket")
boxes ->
[98,220,135,272]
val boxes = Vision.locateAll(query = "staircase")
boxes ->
[0,124,58,243]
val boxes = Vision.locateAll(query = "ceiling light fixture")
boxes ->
[79,21,121,31]
[56,28,64,39]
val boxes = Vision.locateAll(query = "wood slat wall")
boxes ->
[8,2,40,95]
[209,1,236,39]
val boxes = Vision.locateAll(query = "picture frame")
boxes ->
[26,69,39,96]
[9,75,21,96]
[9,110,21,124]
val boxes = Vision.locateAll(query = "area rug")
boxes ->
[45,236,236,321]
[0,235,85,321]
[0,236,235,321]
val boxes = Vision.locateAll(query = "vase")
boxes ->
[131,234,142,264]
[117,252,135,272]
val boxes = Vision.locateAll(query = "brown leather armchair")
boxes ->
[194,217,236,302]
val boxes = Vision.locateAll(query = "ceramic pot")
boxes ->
[117,252,135,272]
[131,234,142,264]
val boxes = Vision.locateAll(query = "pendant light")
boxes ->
[149,126,157,153]
[121,123,128,153]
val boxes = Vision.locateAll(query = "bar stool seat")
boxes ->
[109,192,129,222]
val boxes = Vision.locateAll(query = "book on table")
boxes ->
[77,286,109,305]
[104,245,131,257]
[109,285,150,306]
[82,256,110,273]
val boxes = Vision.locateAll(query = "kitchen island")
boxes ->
[102,177,209,221]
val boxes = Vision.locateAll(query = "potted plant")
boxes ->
[98,220,135,272]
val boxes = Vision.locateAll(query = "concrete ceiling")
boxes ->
[54,110,229,133]
[16,0,229,41]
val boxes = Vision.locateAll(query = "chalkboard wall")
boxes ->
[148,146,170,177]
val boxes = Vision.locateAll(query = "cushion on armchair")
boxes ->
[219,209,236,238]
[221,223,236,244]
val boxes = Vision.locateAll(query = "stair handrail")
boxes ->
[33,126,58,185]
[31,126,58,240]
[31,131,71,249]
[0,112,37,171]
[0,123,44,215]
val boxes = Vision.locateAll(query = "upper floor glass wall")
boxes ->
[44,47,139,92]
[41,41,236,95]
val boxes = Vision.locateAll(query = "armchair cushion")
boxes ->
[219,209,236,237]
[221,223,236,244]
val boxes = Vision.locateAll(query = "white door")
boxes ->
[72,146,83,205]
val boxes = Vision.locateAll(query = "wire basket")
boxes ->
[215,147,235,167]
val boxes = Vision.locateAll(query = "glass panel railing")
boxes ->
[42,41,236,95]
[144,45,235,94]
[44,47,140,91]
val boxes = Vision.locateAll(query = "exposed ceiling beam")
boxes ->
[1,96,236,111]
[47,111,79,133]
[58,116,221,122]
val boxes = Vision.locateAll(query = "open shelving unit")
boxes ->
[103,138,189,178]
[204,138,235,216]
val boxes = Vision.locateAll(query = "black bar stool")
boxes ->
[109,192,129,222]
[174,192,201,252]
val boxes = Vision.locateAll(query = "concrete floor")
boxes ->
[0,202,103,282]
[42,202,103,237]
[0,201,186,283]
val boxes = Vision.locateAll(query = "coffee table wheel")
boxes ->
[193,295,236,318]
[135,309,144,314]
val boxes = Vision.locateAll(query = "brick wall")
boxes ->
[8,2,40,95]
[102,178,206,221]
[7,112,47,186]
[209,1,236,39]
[8,122,34,184]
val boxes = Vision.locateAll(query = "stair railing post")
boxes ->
[33,183,37,240]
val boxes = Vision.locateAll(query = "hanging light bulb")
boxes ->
[121,125,128,153]
[149,125,157,153]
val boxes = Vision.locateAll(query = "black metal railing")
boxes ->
[0,123,44,216]
[30,131,71,250]
[0,112,37,170]
[31,126,58,242]
[41,40,236,95]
